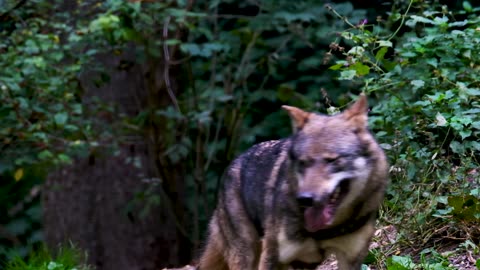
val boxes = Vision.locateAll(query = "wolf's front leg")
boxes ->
[336,252,365,270]
[334,233,372,270]
[258,238,290,270]
[225,249,258,270]
[222,230,261,269]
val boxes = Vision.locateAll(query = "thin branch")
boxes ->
[386,0,414,41]
[162,16,181,113]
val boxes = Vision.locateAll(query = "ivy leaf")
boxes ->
[38,150,54,160]
[449,20,469,27]
[426,58,438,68]
[433,16,449,25]
[54,112,68,126]
[339,70,356,80]
[463,1,473,12]
[459,129,472,140]
[411,80,425,90]
[450,141,464,154]
[57,153,72,164]
[471,121,480,130]
[376,40,392,47]
[406,15,435,27]
[448,195,479,221]
[387,255,414,270]
[466,88,480,96]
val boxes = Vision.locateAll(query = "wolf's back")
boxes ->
[199,139,291,270]
[223,139,291,235]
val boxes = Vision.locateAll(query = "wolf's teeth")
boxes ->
[330,187,341,203]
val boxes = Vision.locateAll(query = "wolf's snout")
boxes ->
[296,192,314,207]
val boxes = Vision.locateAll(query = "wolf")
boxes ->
[198,94,389,270]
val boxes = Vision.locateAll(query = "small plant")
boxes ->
[5,245,91,270]
[386,253,454,270]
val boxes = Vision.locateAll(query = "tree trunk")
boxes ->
[42,46,191,269]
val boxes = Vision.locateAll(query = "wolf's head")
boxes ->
[282,94,384,233]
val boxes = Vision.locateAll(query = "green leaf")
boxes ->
[350,62,370,76]
[376,40,392,47]
[448,195,480,221]
[459,129,472,139]
[54,112,69,126]
[411,80,425,90]
[329,62,346,70]
[89,14,120,32]
[375,47,388,62]
[466,88,480,96]
[406,15,435,27]
[341,32,354,40]
[426,58,438,68]
[449,20,469,27]
[38,150,54,160]
[339,70,356,80]
[462,109,480,114]
[165,39,181,46]
[468,141,480,151]
[433,16,449,25]
[463,1,473,12]
[180,43,203,57]
[387,255,415,270]
[24,39,40,54]
[450,141,464,154]
[57,153,72,164]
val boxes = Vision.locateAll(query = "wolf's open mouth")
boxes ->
[303,179,351,232]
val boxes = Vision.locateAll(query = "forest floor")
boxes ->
[164,225,479,270]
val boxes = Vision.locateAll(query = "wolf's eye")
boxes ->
[297,159,314,174]
[324,156,339,164]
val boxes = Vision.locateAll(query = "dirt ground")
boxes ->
[164,252,479,270]
[163,225,479,270]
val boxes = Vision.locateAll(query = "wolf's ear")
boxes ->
[343,93,368,129]
[282,105,310,131]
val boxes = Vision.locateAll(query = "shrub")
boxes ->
[329,0,480,266]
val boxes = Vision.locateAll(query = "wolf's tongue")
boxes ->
[304,205,333,232]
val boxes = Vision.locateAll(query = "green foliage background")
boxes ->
[0,0,479,268]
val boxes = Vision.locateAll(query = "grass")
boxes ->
[5,245,91,270]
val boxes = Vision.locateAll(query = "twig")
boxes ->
[386,0,414,41]
[162,16,181,113]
